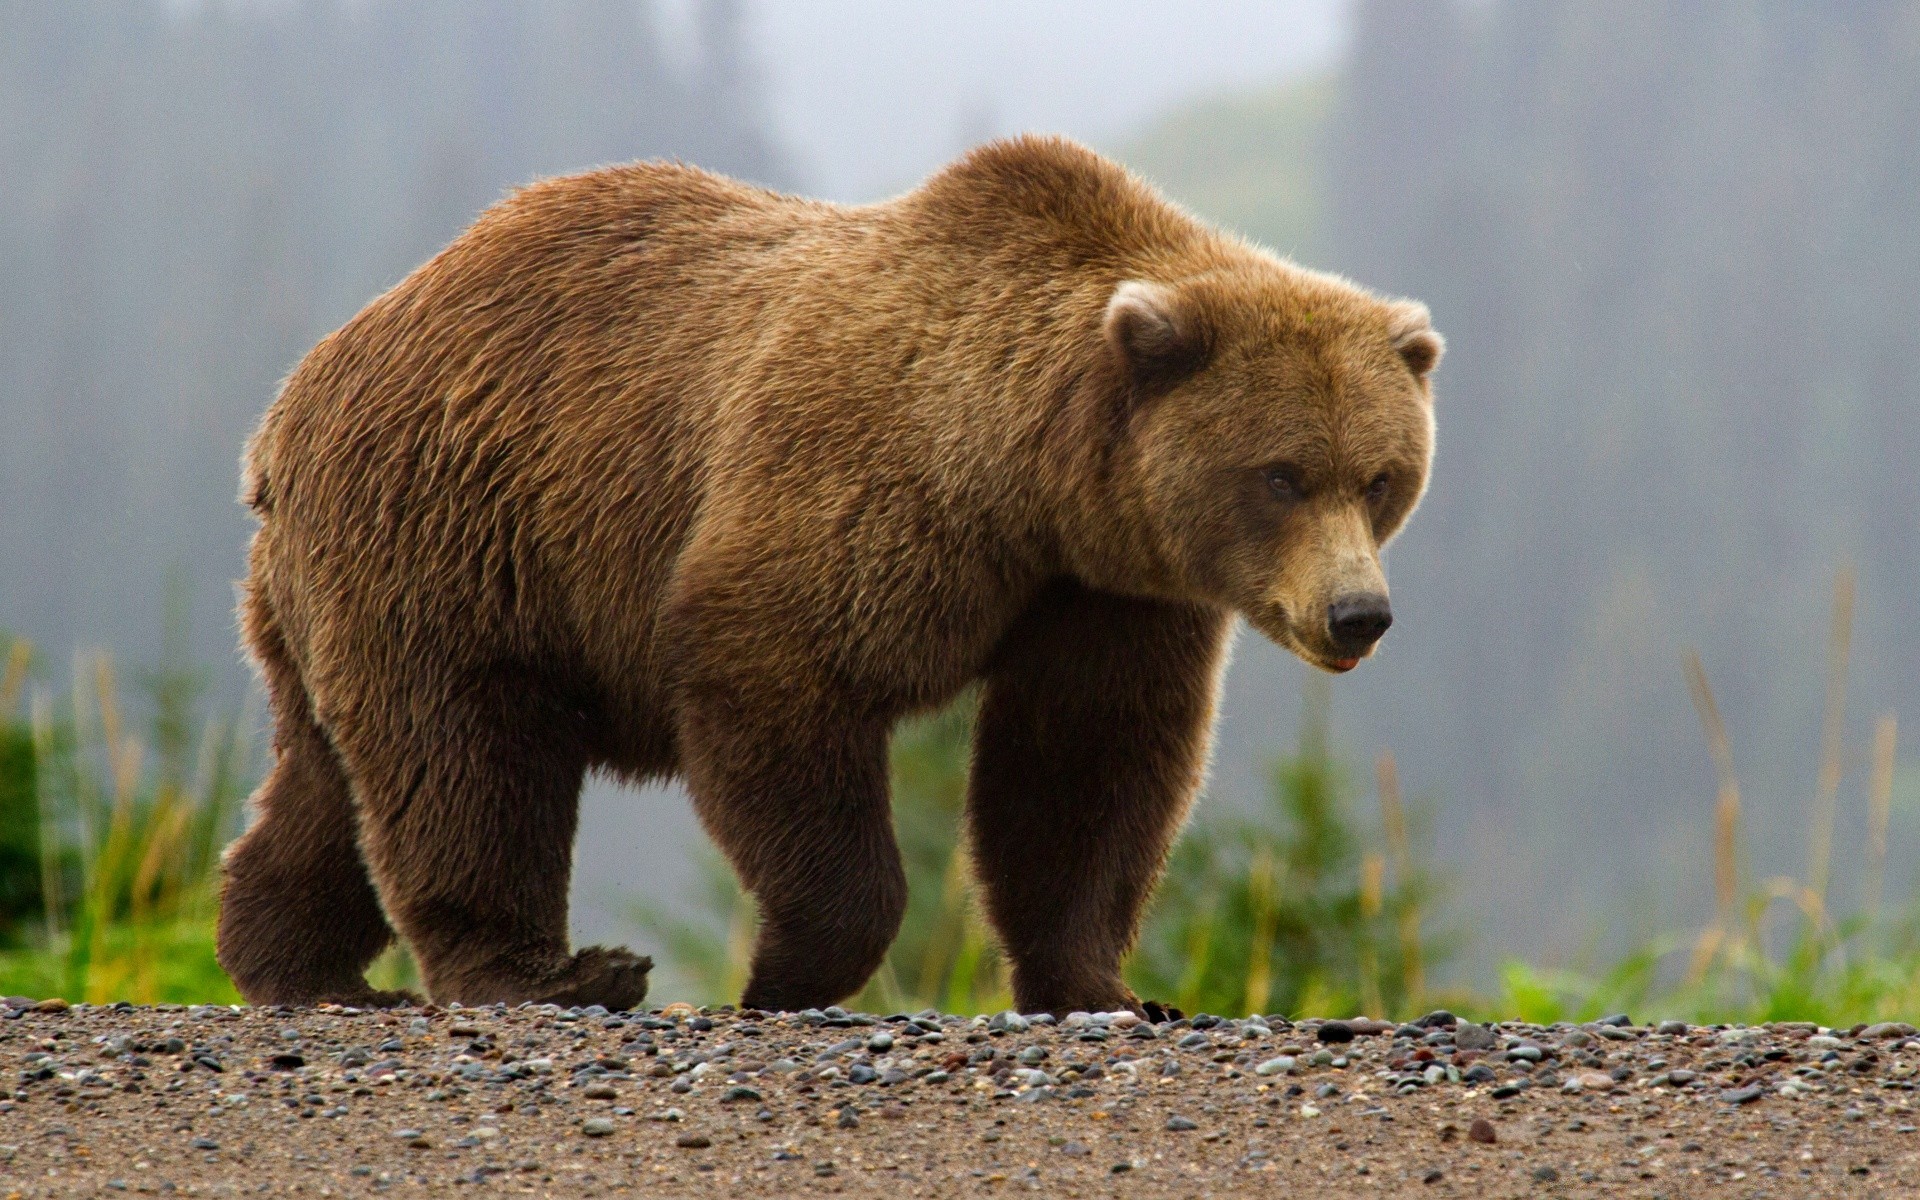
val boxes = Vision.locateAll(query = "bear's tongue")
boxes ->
[1332,657,1360,672]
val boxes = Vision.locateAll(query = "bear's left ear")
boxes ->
[1104,280,1210,399]
[1388,301,1444,380]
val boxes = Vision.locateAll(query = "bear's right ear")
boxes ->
[1104,280,1210,399]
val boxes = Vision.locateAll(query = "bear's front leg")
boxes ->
[967,583,1231,1016]
[677,689,907,1013]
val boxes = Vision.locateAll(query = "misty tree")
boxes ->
[0,0,792,676]
[1325,0,1920,928]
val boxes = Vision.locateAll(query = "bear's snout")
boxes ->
[1327,593,1393,658]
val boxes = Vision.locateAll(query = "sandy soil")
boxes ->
[3,999,1918,1197]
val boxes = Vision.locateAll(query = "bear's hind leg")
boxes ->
[217,636,404,1007]
[967,584,1230,1017]
[337,677,650,1009]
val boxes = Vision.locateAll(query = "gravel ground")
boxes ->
[3,998,1919,1197]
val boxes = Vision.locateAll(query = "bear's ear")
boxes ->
[1387,300,1444,380]
[1104,280,1210,399]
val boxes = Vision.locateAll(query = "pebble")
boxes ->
[581,1118,615,1137]
[676,1132,712,1148]
[1454,1022,1496,1051]
[989,1011,1030,1034]
[1468,1118,1498,1144]
[1317,1020,1356,1043]
[1657,1020,1689,1036]
[1166,1115,1199,1131]
[1722,1086,1766,1105]
[1255,1056,1296,1076]
[1863,1022,1918,1039]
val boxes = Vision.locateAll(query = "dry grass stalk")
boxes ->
[1376,751,1423,1008]
[916,842,976,1002]
[30,687,63,943]
[1358,851,1386,1020]
[1864,715,1898,919]
[1807,566,1854,908]
[1683,650,1741,924]
[0,638,31,717]
[1683,649,1745,985]
[1242,846,1278,1017]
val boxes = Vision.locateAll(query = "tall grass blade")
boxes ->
[1682,649,1741,922]
[1377,751,1423,1008]
[1864,715,1897,920]
[1807,566,1854,908]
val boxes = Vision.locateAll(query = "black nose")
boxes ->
[1327,594,1393,655]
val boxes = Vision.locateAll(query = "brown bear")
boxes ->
[216,134,1440,1017]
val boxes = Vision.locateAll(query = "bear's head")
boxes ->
[1101,264,1440,673]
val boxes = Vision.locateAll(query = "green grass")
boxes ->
[0,623,250,1003]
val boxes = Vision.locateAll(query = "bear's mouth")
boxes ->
[1244,605,1365,673]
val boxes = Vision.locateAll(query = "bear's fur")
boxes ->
[217,135,1440,1016]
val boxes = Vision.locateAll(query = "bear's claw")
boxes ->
[533,946,653,1011]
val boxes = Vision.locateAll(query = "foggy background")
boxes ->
[4,0,1917,981]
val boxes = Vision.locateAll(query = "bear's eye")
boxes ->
[1264,465,1303,501]
[1366,474,1391,504]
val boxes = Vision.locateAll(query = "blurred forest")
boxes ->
[0,0,787,675]
[3,0,1919,980]
[1126,1,1920,961]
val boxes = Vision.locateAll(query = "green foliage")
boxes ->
[1129,683,1454,1019]
[0,638,42,940]
[0,623,255,1004]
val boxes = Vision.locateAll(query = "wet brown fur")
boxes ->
[217,135,1440,1015]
